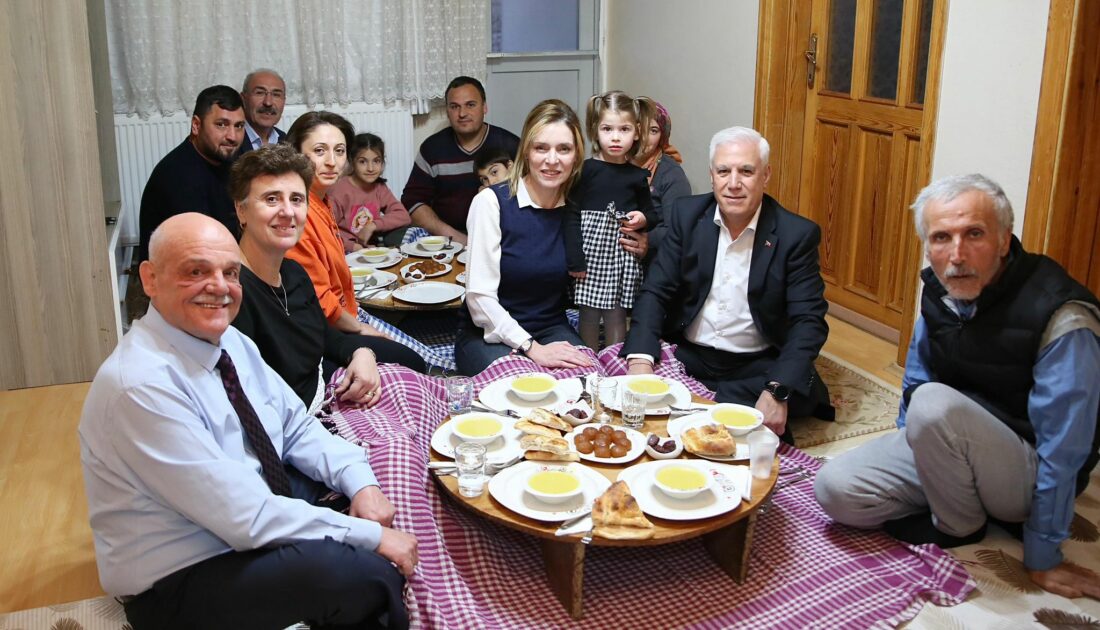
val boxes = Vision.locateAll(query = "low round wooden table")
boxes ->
[357,254,466,312]
[431,408,779,619]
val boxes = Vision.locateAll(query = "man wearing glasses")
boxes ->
[238,68,287,155]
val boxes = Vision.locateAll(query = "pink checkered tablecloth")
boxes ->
[327,345,975,629]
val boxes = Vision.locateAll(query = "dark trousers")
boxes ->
[454,320,584,376]
[122,470,407,630]
[673,340,832,446]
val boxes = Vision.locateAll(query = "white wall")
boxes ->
[930,0,1050,237]
[602,0,759,193]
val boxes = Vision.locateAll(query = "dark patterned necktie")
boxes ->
[216,350,293,496]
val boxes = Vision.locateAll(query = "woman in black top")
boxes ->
[230,145,425,411]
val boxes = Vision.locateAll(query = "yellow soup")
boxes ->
[713,408,758,428]
[455,416,502,437]
[528,470,581,495]
[422,237,445,245]
[656,466,707,491]
[351,269,374,278]
[512,376,554,393]
[365,249,389,257]
[628,378,670,395]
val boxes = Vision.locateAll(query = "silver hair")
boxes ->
[910,173,1013,240]
[708,126,770,168]
[242,68,285,93]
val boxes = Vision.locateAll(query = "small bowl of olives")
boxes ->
[570,423,636,461]
[644,433,683,460]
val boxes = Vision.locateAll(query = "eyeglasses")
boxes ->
[250,88,285,100]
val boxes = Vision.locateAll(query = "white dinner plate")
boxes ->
[600,376,692,415]
[666,413,751,461]
[563,423,646,465]
[391,282,465,305]
[346,249,403,270]
[489,461,611,522]
[354,270,398,293]
[399,261,452,282]
[400,241,464,258]
[478,376,584,416]
[617,460,747,521]
[456,250,469,265]
[455,271,467,285]
[430,415,523,464]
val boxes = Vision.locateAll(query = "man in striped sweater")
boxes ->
[401,76,519,245]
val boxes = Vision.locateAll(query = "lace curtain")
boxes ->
[106,0,488,117]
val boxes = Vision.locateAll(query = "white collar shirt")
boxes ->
[244,121,280,150]
[684,203,770,353]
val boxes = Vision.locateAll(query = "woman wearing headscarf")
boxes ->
[633,97,691,261]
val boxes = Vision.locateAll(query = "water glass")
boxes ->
[747,429,780,479]
[445,376,474,416]
[455,442,487,498]
[591,376,618,424]
[621,388,647,430]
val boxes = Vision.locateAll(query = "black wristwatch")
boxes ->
[518,338,534,355]
[764,381,790,402]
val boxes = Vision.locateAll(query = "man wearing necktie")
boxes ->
[815,174,1100,598]
[79,213,416,629]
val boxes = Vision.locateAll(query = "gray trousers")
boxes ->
[814,382,1038,537]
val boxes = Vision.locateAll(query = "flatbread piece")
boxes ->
[592,480,655,540]
[683,423,735,457]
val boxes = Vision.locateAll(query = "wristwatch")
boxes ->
[764,381,790,402]
[518,338,534,355]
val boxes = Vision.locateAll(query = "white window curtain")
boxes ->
[106,0,488,117]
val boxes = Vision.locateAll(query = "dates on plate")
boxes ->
[647,433,678,454]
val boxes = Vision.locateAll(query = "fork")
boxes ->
[469,403,522,419]
[773,471,812,492]
[431,453,523,476]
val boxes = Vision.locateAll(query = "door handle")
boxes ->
[805,33,818,88]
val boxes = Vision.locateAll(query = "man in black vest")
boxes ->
[815,174,1100,598]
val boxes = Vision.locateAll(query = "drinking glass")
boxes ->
[445,376,474,416]
[621,388,647,430]
[590,376,618,425]
[747,429,780,479]
[455,442,487,498]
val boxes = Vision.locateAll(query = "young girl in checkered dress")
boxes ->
[563,91,657,350]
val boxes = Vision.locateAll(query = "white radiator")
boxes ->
[113,103,415,245]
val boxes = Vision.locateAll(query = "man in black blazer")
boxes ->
[623,126,832,442]
[237,68,287,157]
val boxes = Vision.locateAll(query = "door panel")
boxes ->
[799,0,933,334]
[846,127,893,301]
[805,120,851,285]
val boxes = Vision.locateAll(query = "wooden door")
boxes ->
[1024,0,1100,299]
[797,0,939,336]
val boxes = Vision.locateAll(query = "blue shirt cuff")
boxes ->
[344,518,383,551]
[338,463,379,500]
[1023,526,1064,571]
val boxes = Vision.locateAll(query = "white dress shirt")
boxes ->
[684,203,769,352]
[79,307,381,596]
[465,179,543,349]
